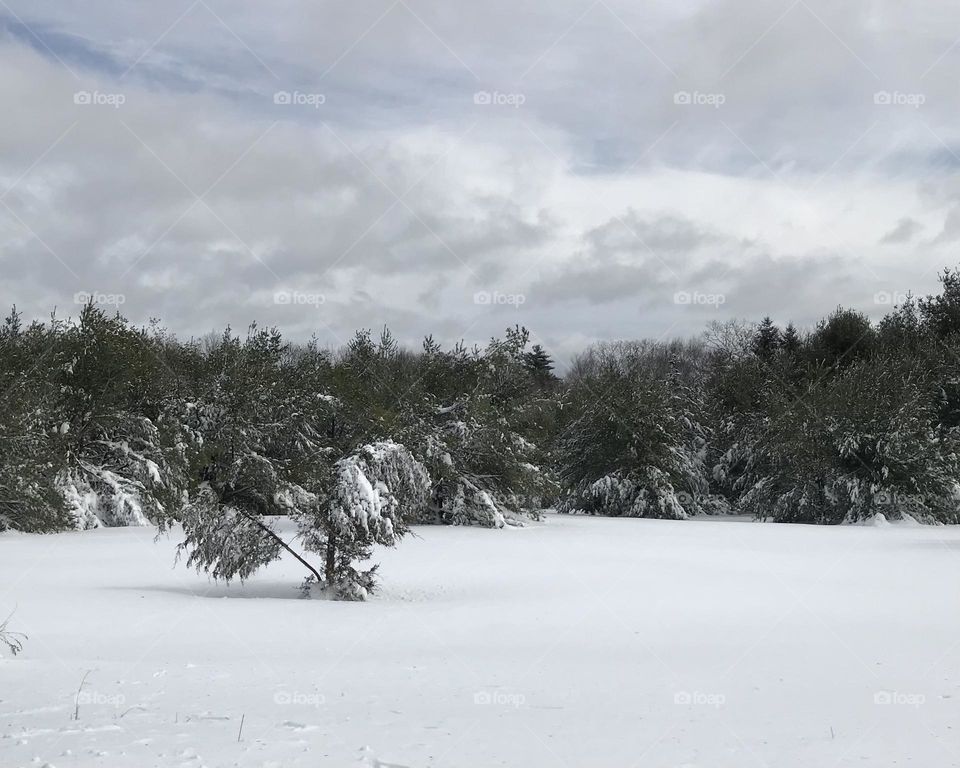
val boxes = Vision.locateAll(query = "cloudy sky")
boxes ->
[1,1,958,364]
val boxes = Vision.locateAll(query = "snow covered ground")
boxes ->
[1,513,958,767]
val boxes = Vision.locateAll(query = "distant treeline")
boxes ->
[3,267,960,548]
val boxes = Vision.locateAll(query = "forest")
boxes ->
[3,268,960,598]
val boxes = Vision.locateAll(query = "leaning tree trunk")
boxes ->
[233,507,324,584]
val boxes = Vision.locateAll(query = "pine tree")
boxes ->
[294,441,429,599]
[555,342,706,518]
[166,328,431,599]
[0,309,67,532]
[47,304,187,528]
[751,317,782,362]
[405,328,556,527]
[781,322,801,356]
[811,307,874,371]
[523,344,558,388]
[738,354,959,524]
[920,267,960,340]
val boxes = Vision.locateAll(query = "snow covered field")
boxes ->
[2,514,958,767]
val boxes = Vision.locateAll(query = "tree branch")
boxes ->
[232,507,324,585]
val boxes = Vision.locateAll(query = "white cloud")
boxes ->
[1,1,958,367]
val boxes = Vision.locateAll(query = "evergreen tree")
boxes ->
[555,341,710,518]
[738,355,959,524]
[45,305,187,528]
[751,316,782,362]
[163,328,431,599]
[10,263,960,546]
[413,327,556,527]
[781,322,801,357]
[920,267,960,340]
[294,441,429,599]
[811,307,875,371]
[0,309,66,532]
[523,344,558,388]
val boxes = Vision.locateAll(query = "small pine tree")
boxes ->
[176,441,429,599]
[523,344,558,388]
[295,441,430,599]
[781,322,801,357]
[164,327,431,600]
[751,317,782,362]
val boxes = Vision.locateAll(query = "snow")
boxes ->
[57,466,152,530]
[2,514,959,767]
[327,441,429,538]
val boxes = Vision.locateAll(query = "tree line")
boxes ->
[2,269,960,596]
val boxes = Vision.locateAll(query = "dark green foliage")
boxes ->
[920,268,960,340]
[751,317,782,362]
[711,275,960,525]
[810,307,875,370]
[739,356,959,523]
[0,309,67,532]
[781,322,802,357]
[7,264,960,547]
[49,305,187,526]
[410,326,557,526]
[554,340,711,518]
[523,344,558,389]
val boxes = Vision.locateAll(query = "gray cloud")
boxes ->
[1,1,958,367]
[881,217,922,245]
[531,210,756,305]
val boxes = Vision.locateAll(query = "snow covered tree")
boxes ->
[164,329,430,599]
[0,304,189,531]
[0,309,67,532]
[737,355,960,524]
[175,440,429,600]
[164,326,314,579]
[46,305,187,528]
[292,441,430,599]
[555,341,711,518]
[412,328,557,527]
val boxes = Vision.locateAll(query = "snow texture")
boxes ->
[2,513,958,766]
